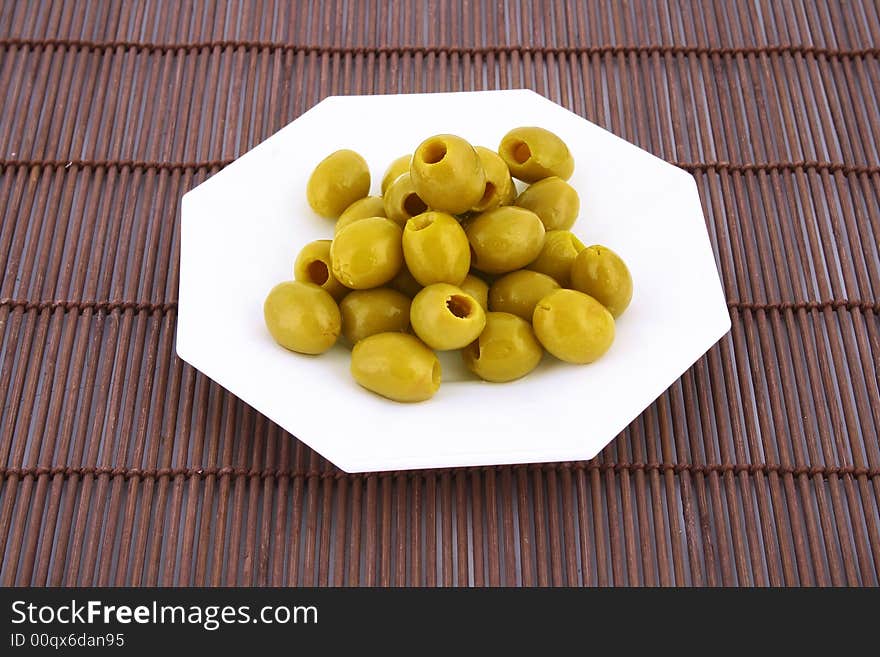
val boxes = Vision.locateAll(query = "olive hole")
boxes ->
[446,295,473,319]
[408,208,433,229]
[512,140,531,164]
[403,193,428,217]
[307,259,330,285]
[479,182,496,204]
[421,140,447,164]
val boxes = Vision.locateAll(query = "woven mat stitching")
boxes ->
[1,463,877,480]
[1,158,878,176]
[1,38,878,60]
[2,300,878,316]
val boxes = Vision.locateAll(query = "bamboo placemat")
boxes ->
[0,0,878,586]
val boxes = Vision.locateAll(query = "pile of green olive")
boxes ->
[264,127,633,402]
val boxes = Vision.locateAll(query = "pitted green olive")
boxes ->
[570,245,633,318]
[471,146,516,212]
[515,177,580,231]
[294,240,349,301]
[532,289,614,364]
[499,127,574,182]
[411,134,485,214]
[339,287,411,345]
[466,206,546,274]
[462,312,543,382]
[384,172,429,227]
[527,230,585,287]
[410,283,486,350]
[402,211,470,286]
[459,274,489,312]
[381,154,411,195]
[336,196,386,234]
[351,333,440,402]
[331,217,403,289]
[306,149,370,218]
[488,269,560,321]
[389,264,423,298]
[264,281,341,354]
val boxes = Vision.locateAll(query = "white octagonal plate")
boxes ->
[178,89,730,473]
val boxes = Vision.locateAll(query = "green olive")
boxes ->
[471,146,516,212]
[264,281,341,354]
[410,283,486,350]
[381,154,411,195]
[402,211,470,286]
[527,230,585,287]
[351,332,441,403]
[383,172,429,227]
[459,274,489,312]
[499,127,574,182]
[293,240,349,301]
[411,134,485,214]
[336,195,386,234]
[339,287,411,345]
[389,264,423,298]
[306,149,371,218]
[570,245,633,318]
[462,312,543,382]
[330,217,403,289]
[488,269,560,321]
[532,289,614,364]
[514,177,580,230]
[466,206,546,274]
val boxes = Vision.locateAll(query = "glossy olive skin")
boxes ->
[381,154,411,195]
[351,333,441,403]
[515,177,580,231]
[459,274,489,312]
[389,265,423,298]
[410,283,486,350]
[411,134,485,214]
[532,289,614,364]
[570,245,633,318]
[403,211,470,286]
[336,196,386,234]
[339,288,411,345]
[384,172,429,227]
[527,230,585,287]
[488,269,560,321]
[466,206,546,274]
[264,281,341,354]
[499,127,574,182]
[471,146,516,212]
[462,312,543,383]
[306,149,371,218]
[294,240,349,301]
[331,217,403,289]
